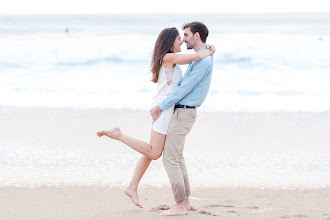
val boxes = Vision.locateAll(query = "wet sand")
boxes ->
[0,187,329,219]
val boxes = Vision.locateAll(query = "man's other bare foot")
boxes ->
[185,196,192,210]
[186,203,192,210]
[96,127,121,139]
[169,197,192,210]
[124,188,143,208]
[160,202,187,216]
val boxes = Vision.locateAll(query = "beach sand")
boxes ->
[0,187,329,219]
[1,107,330,219]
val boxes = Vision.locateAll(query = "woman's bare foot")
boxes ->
[124,187,143,208]
[96,127,121,139]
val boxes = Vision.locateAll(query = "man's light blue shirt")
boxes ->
[158,46,213,111]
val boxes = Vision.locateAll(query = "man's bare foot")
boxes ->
[186,202,192,210]
[96,127,121,139]
[124,188,143,208]
[160,203,187,216]
[169,197,192,210]
[185,197,192,210]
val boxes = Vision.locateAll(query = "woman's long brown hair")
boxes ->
[151,27,179,83]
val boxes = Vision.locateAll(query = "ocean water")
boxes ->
[1,13,330,112]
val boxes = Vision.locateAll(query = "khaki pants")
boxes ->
[162,107,197,202]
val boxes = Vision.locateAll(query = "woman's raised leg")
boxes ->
[97,128,166,160]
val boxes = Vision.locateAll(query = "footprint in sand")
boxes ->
[189,206,197,211]
[151,204,196,212]
[204,204,234,208]
[222,205,235,208]
[199,210,217,216]
[280,214,307,218]
[200,204,238,217]
[246,205,259,210]
[150,205,170,212]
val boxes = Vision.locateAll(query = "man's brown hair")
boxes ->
[182,21,209,43]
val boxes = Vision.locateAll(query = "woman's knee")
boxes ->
[148,140,164,160]
[151,152,162,160]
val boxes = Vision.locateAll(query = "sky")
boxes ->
[1,0,330,14]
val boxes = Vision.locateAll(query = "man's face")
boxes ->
[182,27,195,50]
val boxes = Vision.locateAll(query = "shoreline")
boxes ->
[2,104,330,112]
[0,186,329,219]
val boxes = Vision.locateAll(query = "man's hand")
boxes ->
[150,106,162,122]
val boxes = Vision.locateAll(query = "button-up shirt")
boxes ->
[158,46,213,111]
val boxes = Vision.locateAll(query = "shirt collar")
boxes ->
[189,46,207,65]
[197,46,207,52]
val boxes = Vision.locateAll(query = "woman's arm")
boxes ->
[163,45,215,65]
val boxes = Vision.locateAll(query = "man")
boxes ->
[150,21,214,216]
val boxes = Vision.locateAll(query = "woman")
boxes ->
[97,27,215,208]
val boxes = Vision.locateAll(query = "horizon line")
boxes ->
[0,11,330,15]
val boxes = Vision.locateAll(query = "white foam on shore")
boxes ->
[1,143,329,189]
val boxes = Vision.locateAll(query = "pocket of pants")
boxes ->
[179,110,196,134]
[188,109,197,121]
[175,108,181,119]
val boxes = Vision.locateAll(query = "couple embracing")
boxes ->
[97,21,215,216]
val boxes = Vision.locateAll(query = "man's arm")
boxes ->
[150,58,211,121]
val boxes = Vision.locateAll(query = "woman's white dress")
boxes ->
[151,65,182,135]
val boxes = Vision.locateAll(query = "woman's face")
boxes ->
[172,34,183,53]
